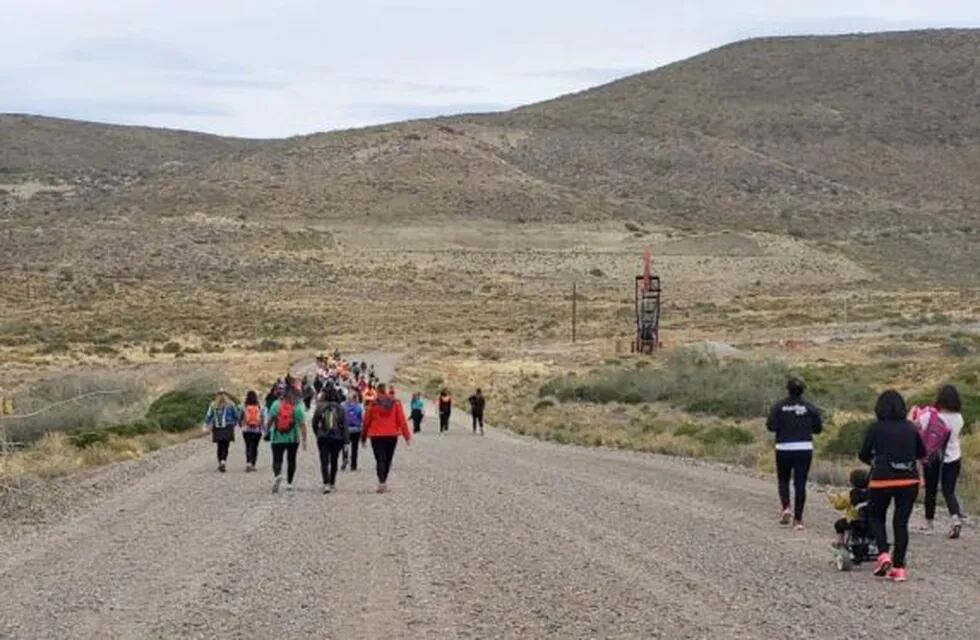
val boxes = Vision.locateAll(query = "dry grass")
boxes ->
[0,430,200,481]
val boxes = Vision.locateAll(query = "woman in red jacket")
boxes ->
[362,383,411,493]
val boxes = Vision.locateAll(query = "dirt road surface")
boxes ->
[1,354,977,638]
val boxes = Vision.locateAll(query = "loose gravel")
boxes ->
[0,355,977,639]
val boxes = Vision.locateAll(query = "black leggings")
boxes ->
[318,438,344,485]
[869,485,918,568]
[472,412,484,432]
[411,410,423,433]
[923,459,962,519]
[371,437,399,484]
[243,432,262,465]
[775,450,812,522]
[271,442,299,483]
[439,413,450,433]
[216,440,230,463]
[344,435,361,470]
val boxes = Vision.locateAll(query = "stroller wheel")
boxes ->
[835,549,853,572]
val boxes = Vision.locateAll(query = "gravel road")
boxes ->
[1,354,977,639]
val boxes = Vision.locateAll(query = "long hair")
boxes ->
[874,390,907,421]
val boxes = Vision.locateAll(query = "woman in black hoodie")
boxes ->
[858,390,926,582]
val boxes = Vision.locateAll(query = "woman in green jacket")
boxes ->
[267,390,308,493]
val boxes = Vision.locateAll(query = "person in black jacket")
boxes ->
[468,389,486,435]
[766,378,823,529]
[859,390,926,582]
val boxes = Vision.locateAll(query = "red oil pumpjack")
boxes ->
[632,249,662,353]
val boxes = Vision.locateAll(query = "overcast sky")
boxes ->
[2,0,979,138]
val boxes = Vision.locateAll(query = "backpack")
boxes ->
[244,405,261,428]
[345,403,362,430]
[318,406,343,439]
[910,405,951,463]
[276,400,296,433]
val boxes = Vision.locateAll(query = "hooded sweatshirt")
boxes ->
[766,395,823,452]
[363,395,411,441]
[859,419,926,489]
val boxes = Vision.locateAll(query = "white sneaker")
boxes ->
[272,476,283,494]
[922,520,936,535]
[323,485,332,494]
[285,483,295,493]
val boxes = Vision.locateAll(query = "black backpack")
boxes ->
[316,404,344,440]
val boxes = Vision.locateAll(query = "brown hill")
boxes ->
[4,29,980,240]
[1,29,979,356]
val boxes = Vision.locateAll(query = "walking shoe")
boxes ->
[793,520,805,531]
[872,552,893,577]
[376,483,386,494]
[949,515,963,539]
[779,508,792,525]
[272,476,283,494]
[323,485,332,494]
[218,461,226,473]
[887,567,908,582]
[285,483,295,493]
[921,519,935,535]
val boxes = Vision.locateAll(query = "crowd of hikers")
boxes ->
[203,353,489,495]
[204,356,966,582]
[767,378,967,583]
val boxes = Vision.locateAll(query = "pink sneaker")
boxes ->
[793,520,805,531]
[887,567,908,582]
[779,509,792,525]
[872,552,893,577]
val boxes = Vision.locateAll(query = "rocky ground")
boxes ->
[0,355,976,639]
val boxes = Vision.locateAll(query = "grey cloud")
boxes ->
[54,36,287,92]
[174,73,290,90]
[344,76,481,95]
[524,67,642,83]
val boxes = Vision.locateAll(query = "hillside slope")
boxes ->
[2,28,979,317]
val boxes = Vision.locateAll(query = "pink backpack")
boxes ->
[909,405,951,463]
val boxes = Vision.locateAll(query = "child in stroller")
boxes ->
[829,468,877,571]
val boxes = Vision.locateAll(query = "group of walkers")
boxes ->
[204,354,489,495]
[431,388,487,435]
[767,378,967,582]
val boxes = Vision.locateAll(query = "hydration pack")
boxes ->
[909,405,951,463]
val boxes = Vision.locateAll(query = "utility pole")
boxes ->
[572,282,577,343]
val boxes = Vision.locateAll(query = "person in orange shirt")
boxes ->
[363,385,378,407]
[361,383,411,493]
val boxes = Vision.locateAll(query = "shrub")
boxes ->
[698,425,755,446]
[823,420,869,457]
[146,390,213,432]
[533,398,555,412]
[539,348,790,419]
[253,339,285,352]
[161,341,182,354]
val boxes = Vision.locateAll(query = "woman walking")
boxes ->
[342,391,364,471]
[240,390,264,471]
[922,384,966,538]
[313,387,348,494]
[438,388,452,435]
[267,390,308,493]
[410,392,425,433]
[859,390,926,582]
[362,383,411,493]
[204,389,239,473]
[766,378,823,529]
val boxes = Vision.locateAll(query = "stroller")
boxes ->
[834,505,878,571]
